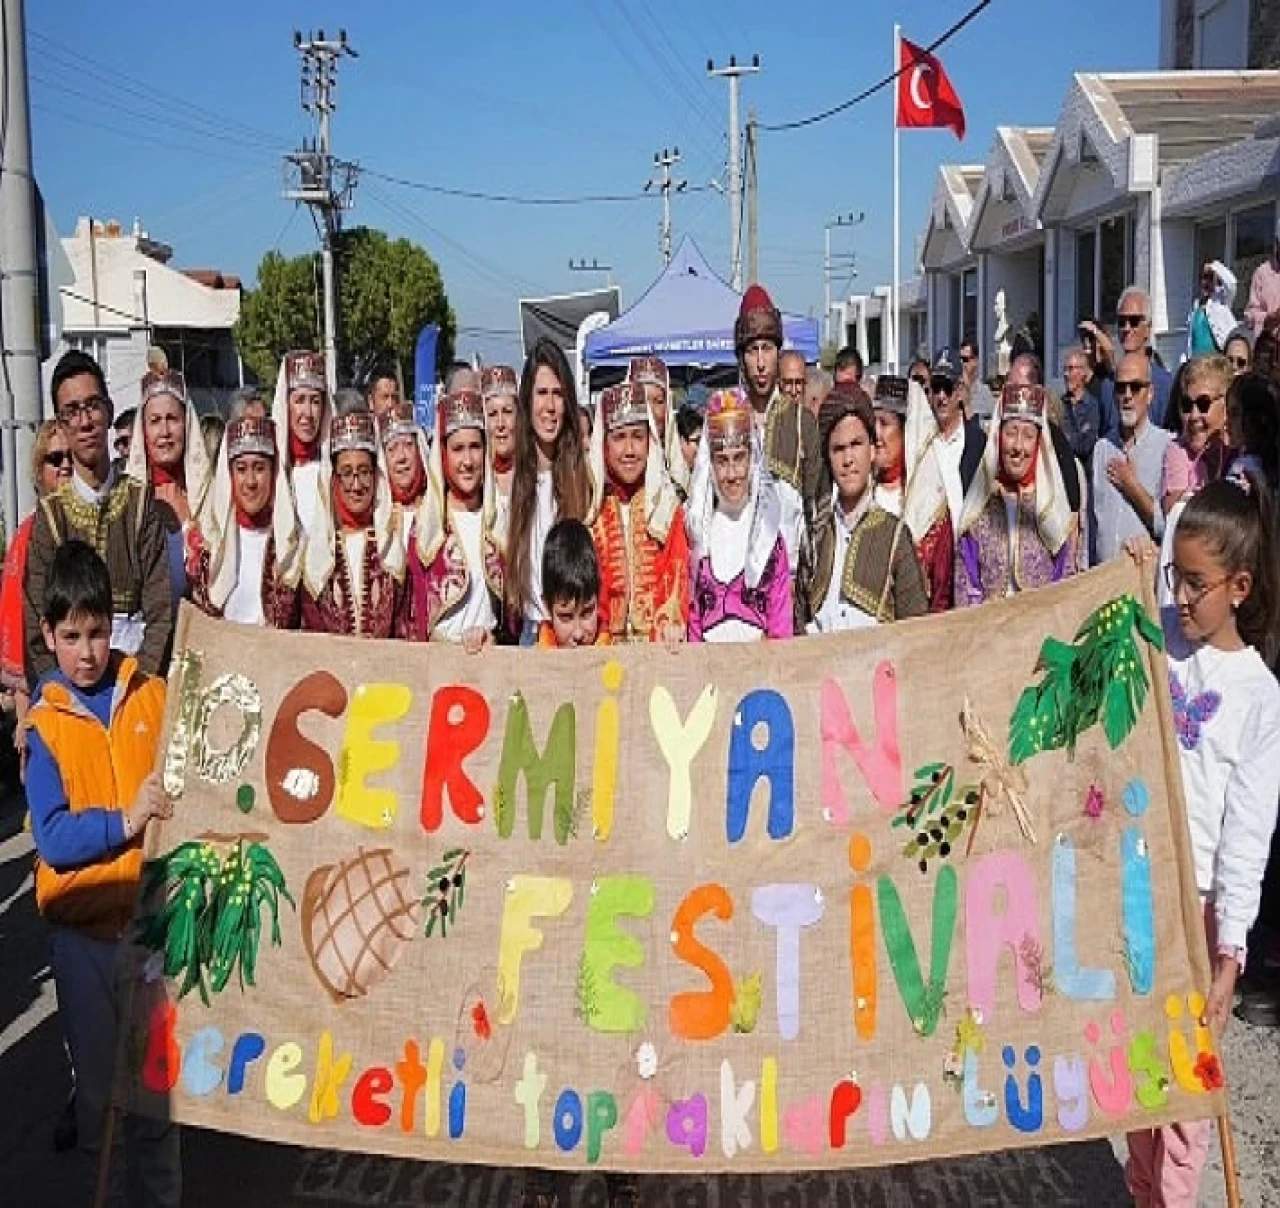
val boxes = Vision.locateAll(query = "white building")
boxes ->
[914,68,1280,381]
[46,217,244,415]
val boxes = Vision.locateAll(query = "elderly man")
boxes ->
[803,365,830,419]
[1059,345,1118,467]
[957,337,996,425]
[926,348,985,530]
[735,284,821,557]
[1082,287,1172,428]
[779,350,807,410]
[1088,351,1172,565]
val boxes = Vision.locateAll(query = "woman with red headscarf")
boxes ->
[954,382,1080,605]
[400,388,508,646]
[379,401,430,542]
[269,350,331,561]
[299,394,405,637]
[125,368,213,607]
[186,412,300,627]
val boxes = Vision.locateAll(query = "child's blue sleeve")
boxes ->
[25,729,127,869]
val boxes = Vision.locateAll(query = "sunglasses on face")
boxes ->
[910,374,929,388]
[959,353,975,364]
[43,450,72,468]
[1180,393,1219,415]
[1113,378,1150,397]
[1228,355,1250,370]
[1116,314,1147,330]
[930,378,954,396]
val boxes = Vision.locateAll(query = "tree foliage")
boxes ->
[235,226,456,393]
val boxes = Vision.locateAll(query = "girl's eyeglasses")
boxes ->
[1163,564,1228,606]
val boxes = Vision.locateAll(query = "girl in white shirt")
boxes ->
[1128,475,1280,1206]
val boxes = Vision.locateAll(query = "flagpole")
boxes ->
[892,23,901,374]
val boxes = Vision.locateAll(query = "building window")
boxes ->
[1231,202,1277,307]
[1075,229,1097,323]
[949,274,962,348]
[867,315,883,367]
[1195,220,1227,276]
[961,267,978,347]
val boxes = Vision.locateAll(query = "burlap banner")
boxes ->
[122,558,1224,1173]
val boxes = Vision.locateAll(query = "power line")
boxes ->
[359,164,712,208]
[758,1,992,133]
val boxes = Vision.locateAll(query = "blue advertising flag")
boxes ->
[414,324,440,433]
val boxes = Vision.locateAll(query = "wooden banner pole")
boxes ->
[91,1105,119,1208]
[1218,1109,1243,1208]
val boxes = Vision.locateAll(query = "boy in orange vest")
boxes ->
[25,539,179,1206]
[535,519,612,649]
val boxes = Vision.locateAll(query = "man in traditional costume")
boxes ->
[796,389,929,632]
[400,389,507,647]
[588,382,689,643]
[269,349,331,548]
[735,284,821,559]
[955,382,1080,606]
[186,415,300,627]
[871,375,955,611]
[685,388,792,642]
[481,364,518,526]
[300,406,405,637]
[24,350,172,684]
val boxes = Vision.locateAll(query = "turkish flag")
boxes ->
[896,37,966,140]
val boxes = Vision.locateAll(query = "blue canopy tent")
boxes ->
[583,237,819,368]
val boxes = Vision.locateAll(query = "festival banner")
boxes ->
[413,323,439,434]
[121,559,1225,1174]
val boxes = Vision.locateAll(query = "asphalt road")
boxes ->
[2,786,1276,1208]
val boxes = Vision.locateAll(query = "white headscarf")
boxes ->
[587,385,681,545]
[270,352,332,580]
[125,373,213,516]
[957,387,1072,556]
[685,388,782,590]
[899,378,952,542]
[626,357,688,495]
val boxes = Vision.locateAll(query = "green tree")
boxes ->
[234,227,455,393]
[234,250,319,386]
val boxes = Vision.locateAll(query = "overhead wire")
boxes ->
[758,0,993,133]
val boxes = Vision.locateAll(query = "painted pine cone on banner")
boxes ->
[301,847,418,1002]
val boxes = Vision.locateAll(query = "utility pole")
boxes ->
[823,212,864,347]
[285,28,358,394]
[0,0,42,533]
[745,111,759,286]
[645,148,685,267]
[707,54,759,292]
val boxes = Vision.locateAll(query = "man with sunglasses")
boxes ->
[926,348,985,529]
[1086,287,1173,429]
[22,351,173,687]
[1088,351,1172,564]
[957,338,996,426]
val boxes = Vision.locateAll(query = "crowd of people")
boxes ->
[4,274,1280,1208]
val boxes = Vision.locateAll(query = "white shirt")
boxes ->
[224,526,268,626]
[292,461,323,537]
[934,422,968,531]
[525,469,557,622]
[874,482,903,519]
[435,509,496,642]
[810,491,877,634]
[704,503,760,644]
[1163,610,1280,950]
[342,529,366,629]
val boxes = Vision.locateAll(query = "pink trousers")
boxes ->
[1125,1118,1213,1206]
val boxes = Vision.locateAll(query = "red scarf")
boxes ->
[999,457,1038,493]
[390,456,426,507]
[333,484,373,532]
[290,431,320,465]
[235,499,272,531]
[150,461,185,490]
[492,451,513,475]
[608,476,643,504]
[880,456,904,488]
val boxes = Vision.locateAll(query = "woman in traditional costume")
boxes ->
[125,368,213,607]
[504,339,593,645]
[379,401,430,546]
[871,375,955,611]
[300,398,405,637]
[186,413,300,628]
[954,382,1080,606]
[796,389,929,632]
[685,388,792,642]
[269,349,331,547]
[481,364,519,526]
[627,355,689,496]
[400,388,507,648]
[587,381,688,642]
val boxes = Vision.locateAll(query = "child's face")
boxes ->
[549,594,599,647]
[680,424,702,470]
[42,610,112,688]
[1170,533,1250,646]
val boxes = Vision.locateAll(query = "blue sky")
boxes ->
[28,0,1159,363]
